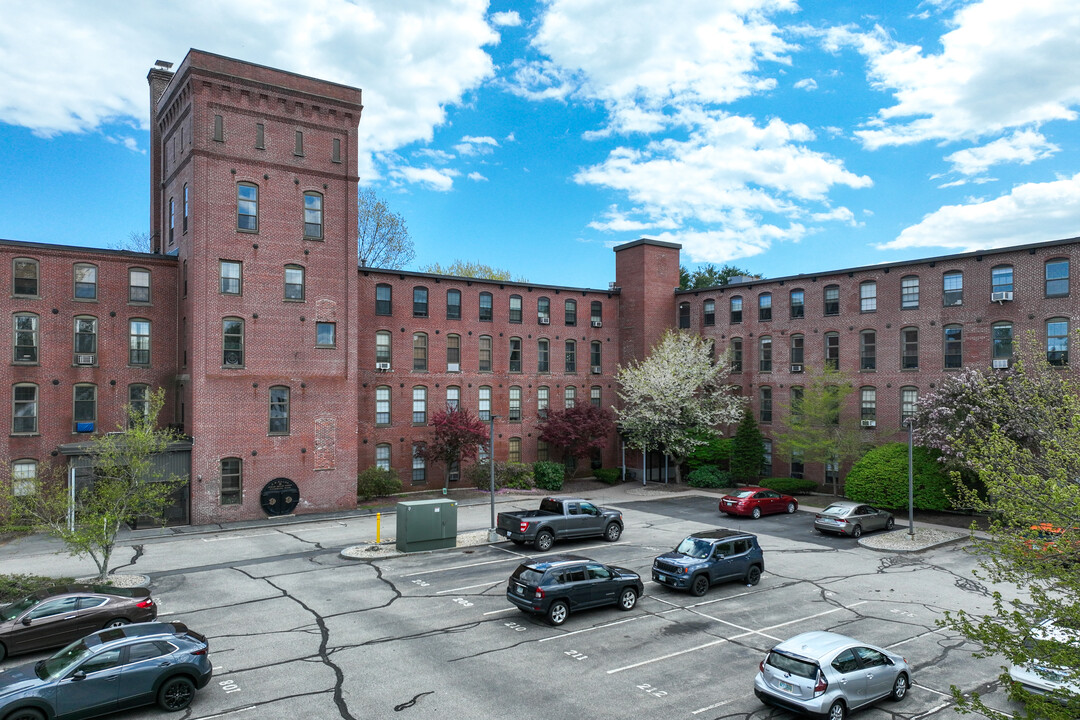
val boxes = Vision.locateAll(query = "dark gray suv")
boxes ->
[652,529,764,596]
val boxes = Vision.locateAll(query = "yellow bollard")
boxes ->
[376,512,381,544]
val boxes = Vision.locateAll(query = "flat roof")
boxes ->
[360,266,619,296]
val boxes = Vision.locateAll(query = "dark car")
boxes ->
[652,529,765,596]
[720,487,799,518]
[0,585,157,663]
[0,621,212,719]
[506,555,643,626]
[813,501,895,538]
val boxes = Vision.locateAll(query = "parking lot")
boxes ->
[1,493,1027,719]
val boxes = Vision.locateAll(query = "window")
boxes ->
[269,386,290,434]
[591,301,603,326]
[565,299,577,326]
[759,387,772,423]
[183,260,187,297]
[759,336,772,372]
[823,285,839,316]
[479,386,491,421]
[316,322,335,347]
[213,114,223,141]
[678,302,691,329]
[255,122,265,149]
[129,319,150,366]
[284,265,305,300]
[790,334,804,367]
[762,439,772,476]
[790,451,804,480]
[375,386,391,425]
[13,258,38,297]
[537,440,549,462]
[537,386,549,417]
[509,337,522,373]
[220,458,242,505]
[73,384,96,432]
[74,316,97,361]
[12,384,37,434]
[412,444,426,484]
[182,184,189,233]
[1047,318,1069,365]
[332,137,341,163]
[565,386,576,408]
[992,322,1013,363]
[730,338,743,372]
[591,386,602,408]
[509,386,522,422]
[943,325,963,368]
[565,340,576,373]
[860,282,876,312]
[590,341,602,373]
[703,300,715,326]
[824,332,839,370]
[943,271,963,306]
[730,297,743,323]
[413,333,428,371]
[790,387,804,424]
[220,260,242,294]
[860,387,876,422]
[74,264,97,300]
[223,317,244,366]
[446,386,460,411]
[758,294,772,322]
[508,437,522,464]
[237,183,258,232]
[1046,259,1069,297]
[479,292,493,321]
[129,268,150,303]
[446,289,461,319]
[128,384,149,426]
[900,327,919,370]
[375,284,392,315]
[168,197,174,244]
[537,339,550,372]
[992,265,1013,294]
[375,444,390,470]
[860,330,875,371]
[13,313,37,363]
[901,275,919,309]
[538,297,550,323]
[11,460,36,496]
[790,290,804,319]
[412,386,427,424]
[375,331,391,367]
[294,129,304,156]
[303,192,323,238]
[901,387,918,422]
[446,334,460,371]
[408,286,428,318]
[479,335,492,372]
[509,295,522,323]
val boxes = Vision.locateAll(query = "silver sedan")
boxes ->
[814,501,894,538]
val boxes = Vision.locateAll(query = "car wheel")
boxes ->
[534,531,554,552]
[0,640,6,663]
[511,539,525,546]
[157,676,196,711]
[886,517,895,531]
[745,566,762,586]
[547,600,569,626]
[852,525,862,538]
[828,699,846,720]
[690,574,710,597]
[604,523,622,542]
[618,587,638,610]
[786,502,797,514]
[751,507,762,519]
[890,673,909,701]
[103,617,130,629]
[5,709,45,720]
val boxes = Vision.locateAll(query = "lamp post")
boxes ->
[903,416,915,539]
[487,414,500,543]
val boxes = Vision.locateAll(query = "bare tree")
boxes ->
[358,189,415,269]
[109,231,152,253]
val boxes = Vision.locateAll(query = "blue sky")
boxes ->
[2,0,1080,289]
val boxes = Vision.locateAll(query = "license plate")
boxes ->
[776,679,794,693]
[724,500,734,505]
[515,584,525,596]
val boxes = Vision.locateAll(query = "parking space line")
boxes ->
[887,628,942,649]
[401,541,631,576]
[912,702,952,719]
[191,706,256,719]
[201,532,278,543]
[537,615,642,642]
[692,698,734,714]
[913,684,954,698]
[607,638,728,673]
[482,607,518,616]
[435,580,502,594]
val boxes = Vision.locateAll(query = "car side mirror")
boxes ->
[884,657,894,665]
[21,617,31,626]
[71,670,87,681]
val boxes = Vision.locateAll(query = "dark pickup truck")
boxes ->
[496,497,624,551]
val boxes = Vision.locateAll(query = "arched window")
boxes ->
[13,313,38,363]
[413,286,428,317]
[375,330,392,368]
[509,295,522,323]
[759,387,772,423]
[508,437,522,464]
[900,387,918,422]
[412,386,427,424]
[479,292,493,321]
[269,386,290,435]
[901,327,919,370]
[943,324,963,368]
[73,384,97,433]
[375,445,391,471]
[12,383,38,434]
[859,330,875,371]
[824,332,839,369]
[537,338,550,372]
[74,316,98,364]
[509,386,522,422]
[565,299,577,326]
[479,335,492,372]
[590,341,602,373]
[730,296,743,323]
[943,271,963,306]
[759,336,772,372]
[129,319,151,366]
[1047,318,1069,365]
[730,337,743,372]
[703,299,715,326]
[446,334,460,371]
[284,265,305,300]
[591,386,602,407]
[564,386,576,408]
[412,444,426,484]
[509,337,522,372]
[860,387,877,424]
[992,322,1013,365]
[446,386,460,410]
[11,460,37,497]
[375,386,391,425]
[128,384,150,427]
[901,275,919,309]
[303,191,323,239]
[182,184,189,234]
[413,333,428,371]
[537,386,549,417]
[590,301,603,326]
[565,340,576,373]
[758,293,772,322]
[479,386,492,420]
[446,289,461,319]
[789,290,804,319]
[860,281,876,312]
[678,302,691,329]
[537,297,551,323]
[789,334,804,370]
[823,285,839,316]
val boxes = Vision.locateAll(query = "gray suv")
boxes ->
[652,529,764,596]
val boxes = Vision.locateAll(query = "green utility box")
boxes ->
[396,499,458,552]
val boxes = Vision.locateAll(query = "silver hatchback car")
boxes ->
[754,631,911,720]
[814,501,894,538]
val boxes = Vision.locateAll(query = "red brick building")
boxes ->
[2,49,1077,523]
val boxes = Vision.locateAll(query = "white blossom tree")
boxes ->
[615,330,745,482]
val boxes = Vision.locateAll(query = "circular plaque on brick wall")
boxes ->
[261,477,299,516]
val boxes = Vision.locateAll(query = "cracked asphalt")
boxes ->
[0,494,1031,720]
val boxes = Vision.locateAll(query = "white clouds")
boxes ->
[881,173,1080,251]
[944,130,1059,176]
[793,78,817,91]
[392,166,459,192]
[503,59,579,102]
[467,171,487,182]
[657,225,796,265]
[454,135,500,156]
[105,135,144,154]
[490,11,521,27]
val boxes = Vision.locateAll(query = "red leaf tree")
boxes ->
[539,405,615,461]
[418,406,490,489]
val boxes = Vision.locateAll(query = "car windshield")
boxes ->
[733,491,756,499]
[38,639,94,680]
[675,538,713,559]
[510,566,544,586]
[0,595,38,621]
[820,505,850,517]
[768,651,820,679]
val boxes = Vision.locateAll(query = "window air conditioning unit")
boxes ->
[538,316,550,325]
[591,320,602,328]
[75,355,95,365]
[790,364,803,373]
[591,366,602,374]
[991,291,1014,302]
[375,362,391,371]
[860,419,876,428]
[447,363,460,372]
[992,358,1010,369]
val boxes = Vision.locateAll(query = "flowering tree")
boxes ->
[539,405,615,463]
[418,407,489,490]
[615,330,744,483]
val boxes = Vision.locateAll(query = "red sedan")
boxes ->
[719,488,798,519]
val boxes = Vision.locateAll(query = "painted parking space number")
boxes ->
[504,622,527,632]
[411,579,430,587]
[637,683,667,698]
[219,679,241,694]
[452,597,474,607]
[565,650,588,661]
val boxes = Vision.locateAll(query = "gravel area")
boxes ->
[858,527,969,552]
[77,573,151,588]
[341,530,494,560]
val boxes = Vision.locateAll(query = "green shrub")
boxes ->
[730,410,765,482]
[759,478,819,495]
[844,443,955,510]
[0,574,75,603]
[687,433,732,470]
[533,461,565,492]
[465,461,535,491]
[357,467,403,501]
[687,466,732,489]
[593,468,621,485]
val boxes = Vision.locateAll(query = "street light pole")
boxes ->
[488,414,500,543]
[904,416,915,539]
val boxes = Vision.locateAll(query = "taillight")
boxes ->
[190,648,207,656]
[534,587,544,598]
[813,670,828,696]
[759,659,765,673]
[519,521,529,532]
[137,599,154,609]
[836,518,847,524]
